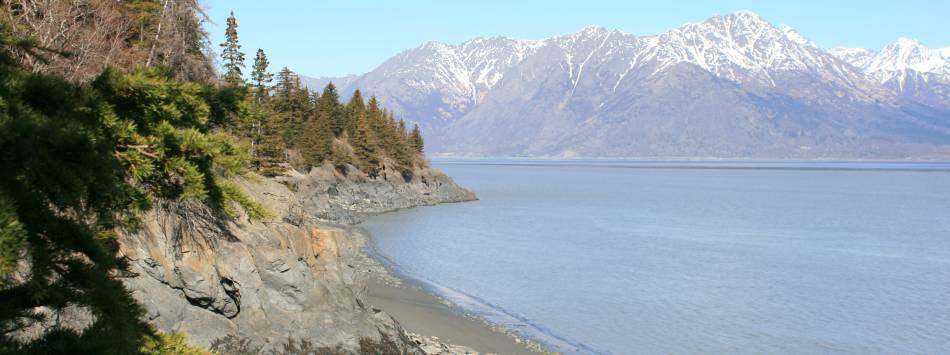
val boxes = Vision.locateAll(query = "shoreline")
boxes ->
[347,226,545,354]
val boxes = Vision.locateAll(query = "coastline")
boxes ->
[346,226,544,354]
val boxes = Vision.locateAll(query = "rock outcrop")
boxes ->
[293,165,477,224]
[117,165,475,353]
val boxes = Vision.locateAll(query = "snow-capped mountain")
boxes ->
[305,11,950,158]
[830,39,950,108]
[833,38,950,83]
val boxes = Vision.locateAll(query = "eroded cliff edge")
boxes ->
[117,165,476,353]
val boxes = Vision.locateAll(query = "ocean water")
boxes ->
[361,160,950,354]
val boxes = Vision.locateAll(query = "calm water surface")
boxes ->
[361,160,950,354]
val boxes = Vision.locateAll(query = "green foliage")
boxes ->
[297,112,334,170]
[220,12,245,85]
[351,111,380,176]
[251,49,272,101]
[316,82,344,136]
[344,89,365,136]
[0,9,438,352]
[217,180,272,220]
[410,124,425,153]
[265,83,427,175]
[242,102,286,176]
[140,332,216,355]
[0,195,25,273]
[0,29,268,352]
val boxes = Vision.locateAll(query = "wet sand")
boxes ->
[365,277,538,354]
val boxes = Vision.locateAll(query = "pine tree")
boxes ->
[251,49,272,102]
[219,12,245,85]
[351,111,380,176]
[410,124,424,153]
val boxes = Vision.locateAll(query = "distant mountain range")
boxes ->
[302,11,950,158]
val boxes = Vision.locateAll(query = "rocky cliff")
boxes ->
[117,165,475,353]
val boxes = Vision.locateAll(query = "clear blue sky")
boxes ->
[203,0,949,78]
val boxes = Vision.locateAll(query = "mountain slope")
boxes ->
[831,39,950,109]
[309,11,950,158]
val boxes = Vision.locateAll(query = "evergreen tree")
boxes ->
[365,95,385,140]
[382,114,412,170]
[274,67,297,97]
[367,95,381,118]
[316,82,344,136]
[297,115,333,169]
[344,89,366,135]
[351,111,379,176]
[398,119,408,139]
[248,103,286,176]
[272,67,311,147]
[219,12,245,85]
[410,124,425,153]
[250,49,272,102]
[0,31,267,352]
[296,85,332,169]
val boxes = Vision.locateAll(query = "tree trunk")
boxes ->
[145,0,171,67]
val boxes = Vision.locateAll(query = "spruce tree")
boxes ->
[274,67,297,97]
[410,124,425,153]
[251,104,287,176]
[251,49,272,102]
[366,95,386,141]
[351,111,380,176]
[272,67,311,146]
[344,89,366,136]
[297,112,333,169]
[316,82,344,136]
[219,12,245,85]
[398,119,408,139]
[0,32,268,351]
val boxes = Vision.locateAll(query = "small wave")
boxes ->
[418,278,611,355]
[360,235,608,354]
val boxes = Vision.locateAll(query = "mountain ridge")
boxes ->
[301,11,950,158]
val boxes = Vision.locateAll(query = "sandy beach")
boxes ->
[365,277,538,354]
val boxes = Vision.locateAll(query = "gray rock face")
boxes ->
[117,167,474,353]
[292,165,477,224]
[307,11,950,158]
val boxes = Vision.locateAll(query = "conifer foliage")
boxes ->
[247,64,428,175]
[0,7,436,352]
[0,25,266,353]
[410,124,425,153]
[250,49,273,101]
[219,12,245,85]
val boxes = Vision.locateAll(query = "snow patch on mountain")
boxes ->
[831,38,950,90]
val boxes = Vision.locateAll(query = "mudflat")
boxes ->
[366,277,537,354]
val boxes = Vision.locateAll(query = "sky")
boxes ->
[203,0,949,78]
